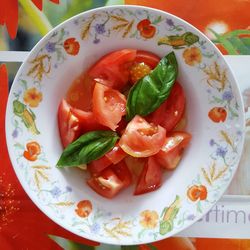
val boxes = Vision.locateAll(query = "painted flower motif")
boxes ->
[187,185,207,201]
[50,186,62,198]
[90,222,101,234]
[45,42,56,53]
[216,146,227,158]
[23,141,41,161]
[209,139,215,146]
[93,38,100,44]
[139,210,159,229]
[208,107,227,123]
[23,88,43,108]
[75,200,92,218]
[12,128,18,138]
[222,90,233,101]
[65,186,72,192]
[95,23,106,34]
[63,38,80,56]
[137,19,156,39]
[166,18,174,27]
[183,47,202,66]
[187,214,195,220]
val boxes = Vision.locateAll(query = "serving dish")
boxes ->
[5,5,245,245]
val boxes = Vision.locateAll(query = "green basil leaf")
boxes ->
[57,130,119,167]
[126,51,178,121]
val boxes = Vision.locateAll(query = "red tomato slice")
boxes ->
[88,144,126,176]
[135,50,160,69]
[155,132,191,170]
[92,82,126,131]
[147,82,186,132]
[124,156,147,178]
[71,107,107,132]
[105,144,127,164]
[87,168,124,199]
[111,161,132,188]
[88,49,137,90]
[58,99,81,148]
[88,156,112,176]
[134,157,162,195]
[119,115,166,157]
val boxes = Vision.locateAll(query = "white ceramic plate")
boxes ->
[6,5,245,245]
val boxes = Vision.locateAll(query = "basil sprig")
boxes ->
[126,52,178,121]
[57,131,119,167]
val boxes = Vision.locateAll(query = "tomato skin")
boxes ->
[135,50,160,69]
[105,144,127,164]
[58,99,81,148]
[111,160,132,188]
[134,157,162,195]
[87,168,124,199]
[71,107,107,132]
[88,49,137,90]
[88,144,126,176]
[147,82,185,132]
[119,115,166,157]
[88,156,112,176]
[92,82,126,131]
[124,156,146,178]
[155,132,191,170]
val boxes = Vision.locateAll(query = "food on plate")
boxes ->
[57,49,191,198]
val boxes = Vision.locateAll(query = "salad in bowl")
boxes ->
[5,5,245,245]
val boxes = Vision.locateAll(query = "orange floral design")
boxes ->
[139,210,159,229]
[23,141,41,161]
[187,185,207,201]
[75,200,92,218]
[183,47,202,66]
[23,88,43,108]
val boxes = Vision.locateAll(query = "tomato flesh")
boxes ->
[105,144,127,164]
[58,99,81,148]
[119,115,166,157]
[88,49,137,90]
[88,144,126,176]
[111,160,132,188]
[87,168,124,199]
[134,157,162,195]
[71,107,107,132]
[88,156,112,176]
[92,82,126,131]
[135,50,160,69]
[147,82,185,132]
[155,132,191,170]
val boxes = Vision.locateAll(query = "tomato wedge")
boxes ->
[134,157,162,195]
[155,132,191,170]
[88,156,112,176]
[87,168,124,199]
[147,82,185,132]
[88,49,137,90]
[135,50,160,69]
[111,160,132,188]
[92,82,126,131]
[119,115,166,157]
[105,144,127,164]
[71,107,107,132]
[88,144,126,176]
[58,99,81,148]
[124,156,146,178]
